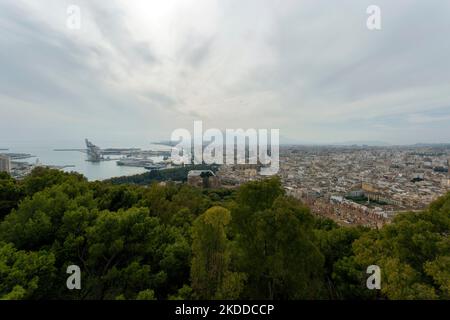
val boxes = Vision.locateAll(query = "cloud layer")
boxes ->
[1,0,450,145]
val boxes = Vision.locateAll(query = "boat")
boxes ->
[116,158,154,167]
[144,163,166,170]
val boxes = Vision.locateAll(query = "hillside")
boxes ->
[0,168,448,300]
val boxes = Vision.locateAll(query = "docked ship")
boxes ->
[144,163,166,170]
[116,158,154,167]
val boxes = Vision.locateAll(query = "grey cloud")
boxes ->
[0,1,176,143]
[87,3,157,67]
[1,0,450,145]
[182,36,214,67]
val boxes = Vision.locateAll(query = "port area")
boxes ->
[116,156,173,169]
[1,152,35,160]
[54,139,173,169]
[10,161,75,180]
[2,140,173,179]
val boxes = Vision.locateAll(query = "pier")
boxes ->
[55,139,172,163]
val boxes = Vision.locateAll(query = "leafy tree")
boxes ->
[0,242,56,299]
[232,179,325,299]
[424,256,450,299]
[168,285,193,300]
[136,289,156,300]
[0,172,24,219]
[0,167,447,300]
[331,256,378,300]
[92,183,141,212]
[106,164,219,185]
[191,206,244,299]
[21,167,85,196]
[345,192,450,299]
[315,225,369,298]
[0,180,95,250]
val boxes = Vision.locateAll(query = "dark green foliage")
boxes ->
[0,241,56,299]
[330,192,450,300]
[0,167,448,300]
[315,224,370,298]
[191,206,232,299]
[231,183,325,299]
[21,166,86,196]
[0,172,24,219]
[106,164,219,185]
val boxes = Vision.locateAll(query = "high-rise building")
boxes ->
[0,155,11,173]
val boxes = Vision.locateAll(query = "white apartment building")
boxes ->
[0,155,11,173]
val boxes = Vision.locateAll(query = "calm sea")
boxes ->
[0,140,171,181]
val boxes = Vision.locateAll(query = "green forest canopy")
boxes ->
[0,168,448,300]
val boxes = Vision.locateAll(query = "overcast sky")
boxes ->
[1,0,450,146]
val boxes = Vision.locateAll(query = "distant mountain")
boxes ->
[155,137,393,147]
[279,137,391,146]
[279,136,314,145]
[412,143,450,147]
[152,140,178,147]
[330,140,391,147]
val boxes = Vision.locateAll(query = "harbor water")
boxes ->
[0,140,171,181]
